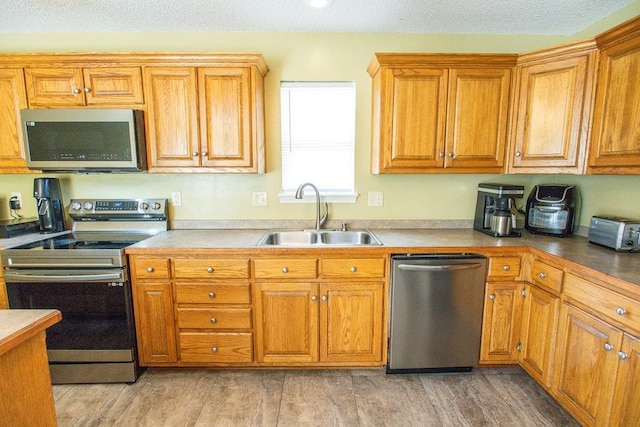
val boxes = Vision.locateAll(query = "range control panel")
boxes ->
[69,199,168,219]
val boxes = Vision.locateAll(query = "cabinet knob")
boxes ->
[502,265,510,271]
[146,267,154,273]
[448,152,454,158]
[515,151,522,157]
[202,151,208,157]
[322,295,328,302]
[192,152,199,157]
[282,267,289,273]
[210,317,217,324]
[439,152,445,158]
[311,295,317,301]
[72,88,81,94]
[208,292,215,299]
[538,272,547,279]
[83,87,91,93]
[618,351,629,360]
[489,294,496,300]
[616,307,627,315]
[211,347,218,353]
[350,267,357,273]
[207,267,214,273]
[604,343,614,351]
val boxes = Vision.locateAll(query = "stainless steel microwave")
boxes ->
[21,109,147,172]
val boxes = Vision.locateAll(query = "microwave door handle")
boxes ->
[3,271,123,283]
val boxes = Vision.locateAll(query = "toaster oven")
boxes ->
[588,216,640,252]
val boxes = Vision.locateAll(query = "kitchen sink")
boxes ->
[257,229,382,247]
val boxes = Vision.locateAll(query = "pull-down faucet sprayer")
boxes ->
[294,182,328,230]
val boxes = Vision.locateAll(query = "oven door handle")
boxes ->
[3,271,125,283]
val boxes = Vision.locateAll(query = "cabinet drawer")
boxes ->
[254,259,317,279]
[564,274,640,334]
[487,256,522,279]
[177,308,252,329]
[179,332,253,363]
[320,258,386,278]
[174,258,250,279]
[175,283,251,304]
[132,257,170,280]
[531,259,563,294]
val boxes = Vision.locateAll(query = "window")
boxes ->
[279,82,356,203]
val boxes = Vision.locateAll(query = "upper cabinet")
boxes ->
[0,68,30,173]
[589,16,640,174]
[508,40,597,174]
[368,54,516,174]
[145,62,266,173]
[24,67,144,107]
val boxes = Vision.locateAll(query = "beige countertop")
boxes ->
[125,228,640,288]
[0,309,62,356]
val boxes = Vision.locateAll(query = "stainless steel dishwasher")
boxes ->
[387,254,487,373]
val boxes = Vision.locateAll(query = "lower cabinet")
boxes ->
[479,281,523,363]
[133,282,178,364]
[609,333,640,426]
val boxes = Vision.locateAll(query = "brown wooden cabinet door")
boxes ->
[589,34,640,173]
[445,68,510,171]
[610,333,640,426]
[133,283,178,365]
[511,52,594,173]
[553,302,622,426]
[319,282,384,363]
[0,68,29,172]
[144,67,200,168]
[377,67,448,172]
[480,281,523,363]
[24,67,85,107]
[254,282,319,363]
[82,67,143,105]
[519,284,559,388]
[198,67,255,170]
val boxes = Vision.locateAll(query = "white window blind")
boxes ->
[280,82,356,197]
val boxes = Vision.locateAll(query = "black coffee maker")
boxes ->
[33,178,66,233]
[474,183,525,237]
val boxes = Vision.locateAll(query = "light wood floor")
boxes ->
[53,367,579,426]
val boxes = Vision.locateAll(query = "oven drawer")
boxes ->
[179,332,253,363]
[175,283,251,304]
[177,308,252,329]
[173,258,250,279]
[131,257,170,280]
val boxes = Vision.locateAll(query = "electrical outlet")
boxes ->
[10,192,22,209]
[170,192,182,207]
[368,191,384,207]
[252,192,268,207]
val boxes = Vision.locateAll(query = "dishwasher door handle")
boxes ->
[397,263,483,272]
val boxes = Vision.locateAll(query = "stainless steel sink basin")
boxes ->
[257,229,382,246]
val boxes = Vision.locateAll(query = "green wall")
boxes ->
[1,2,640,227]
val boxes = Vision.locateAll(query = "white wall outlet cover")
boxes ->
[253,192,268,206]
[368,191,384,207]
[170,192,182,206]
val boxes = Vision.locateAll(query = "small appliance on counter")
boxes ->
[474,183,525,237]
[525,184,579,237]
[588,216,640,252]
[33,177,66,233]
[0,217,39,238]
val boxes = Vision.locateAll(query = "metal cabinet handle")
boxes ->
[208,292,215,299]
[604,343,614,351]
[202,151,208,156]
[192,152,199,157]
[282,267,288,273]
[515,151,522,157]
[618,351,628,360]
[72,88,81,94]
[146,267,154,273]
[448,152,454,158]
[503,265,510,271]
[322,295,328,301]
[210,318,217,324]
[83,87,91,93]
[311,295,317,301]
[211,347,218,353]
[350,267,357,273]
[616,307,627,315]
[439,152,445,158]
[207,267,214,273]
[489,294,496,300]
[538,272,547,279]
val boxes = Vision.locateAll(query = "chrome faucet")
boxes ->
[295,182,328,230]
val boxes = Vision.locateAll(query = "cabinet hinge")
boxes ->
[516,343,522,352]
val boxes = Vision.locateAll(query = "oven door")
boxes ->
[4,268,136,364]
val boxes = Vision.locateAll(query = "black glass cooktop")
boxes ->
[12,232,151,251]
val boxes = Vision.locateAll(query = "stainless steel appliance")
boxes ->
[1,198,167,384]
[21,108,147,172]
[387,254,487,373]
[525,184,579,237]
[588,216,640,252]
[34,177,66,233]
[473,183,525,237]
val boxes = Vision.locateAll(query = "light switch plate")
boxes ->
[368,191,384,207]
[253,192,268,206]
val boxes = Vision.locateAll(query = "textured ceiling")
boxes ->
[1,0,636,35]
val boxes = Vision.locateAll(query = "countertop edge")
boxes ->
[0,309,62,356]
